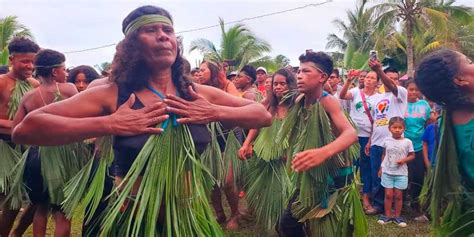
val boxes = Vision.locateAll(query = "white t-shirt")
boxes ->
[347,88,379,137]
[335,85,351,113]
[381,137,414,176]
[370,86,408,147]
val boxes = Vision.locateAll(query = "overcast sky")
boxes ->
[1,0,472,69]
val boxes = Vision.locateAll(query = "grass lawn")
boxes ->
[17,199,430,236]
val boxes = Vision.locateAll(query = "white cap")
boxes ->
[227,71,238,79]
[256,67,267,74]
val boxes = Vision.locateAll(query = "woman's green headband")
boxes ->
[124,14,173,36]
[35,63,65,68]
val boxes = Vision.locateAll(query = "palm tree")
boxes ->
[378,30,443,72]
[189,18,271,70]
[455,19,474,58]
[0,16,34,65]
[251,54,290,73]
[371,0,472,77]
[326,0,376,69]
[94,62,111,73]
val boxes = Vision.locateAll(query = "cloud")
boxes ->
[2,0,472,68]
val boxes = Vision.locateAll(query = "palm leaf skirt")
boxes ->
[201,123,246,188]
[201,122,226,187]
[245,158,292,231]
[2,148,28,209]
[99,125,223,237]
[0,140,20,195]
[62,136,114,222]
[39,142,90,205]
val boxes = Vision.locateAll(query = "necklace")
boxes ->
[145,83,177,129]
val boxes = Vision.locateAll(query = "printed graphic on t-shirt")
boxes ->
[375,98,390,127]
[405,105,429,118]
[355,101,372,114]
[386,146,405,171]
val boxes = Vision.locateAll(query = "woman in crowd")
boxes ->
[415,49,474,235]
[197,60,242,229]
[67,65,100,92]
[402,79,431,220]
[13,49,79,236]
[339,70,380,214]
[238,68,296,231]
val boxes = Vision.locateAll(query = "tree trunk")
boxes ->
[406,19,415,77]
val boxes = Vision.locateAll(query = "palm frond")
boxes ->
[245,158,292,231]
[201,122,226,187]
[419,40,441,55]
[0,141,20,194]
[189,38,221,62]
[423,7,449,37]
[62,136,114,223]
[8,80,33,120]
[420,110,464,231]
[100,125,223,236]
[326,34,347,51]
[0,16,34,64]
[253,118,288,161]
[2,149,28,209]
[39,142,89,205]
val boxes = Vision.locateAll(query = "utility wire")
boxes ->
[64,0,332,54]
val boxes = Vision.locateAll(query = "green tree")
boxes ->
[0,16,34,65]
[189,18,271,71]
[378,30,443,72]
[94,62,111,73]
[452,12,474,58]
[371,0,472,76]
[251,54,290,73]
[326,0,376,69]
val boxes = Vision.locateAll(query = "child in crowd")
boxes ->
[378,117,415,227]
[422,103,440,169]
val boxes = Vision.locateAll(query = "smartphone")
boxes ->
[369,50,378,61]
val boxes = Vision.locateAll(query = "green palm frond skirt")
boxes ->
[276,99,367,237]
[98,124,224,237]
[245,118,293,231]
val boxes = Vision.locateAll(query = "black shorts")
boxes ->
[0,133,14,148]
[217,128,243,152]
[23,146,48,205]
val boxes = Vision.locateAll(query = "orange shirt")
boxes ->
[223,81,241,96]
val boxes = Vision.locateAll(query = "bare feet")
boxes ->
[226,214,240,230]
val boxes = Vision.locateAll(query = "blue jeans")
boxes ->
[370,145,385,211]
[359,137,371,194]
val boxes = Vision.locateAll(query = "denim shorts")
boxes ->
[381,173,408,190]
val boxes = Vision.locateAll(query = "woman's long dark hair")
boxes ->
[267,68,296,115]
[201,60,222,89]
[415,49,473,110]
[67,65,100,84]
[109,5,193,100]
